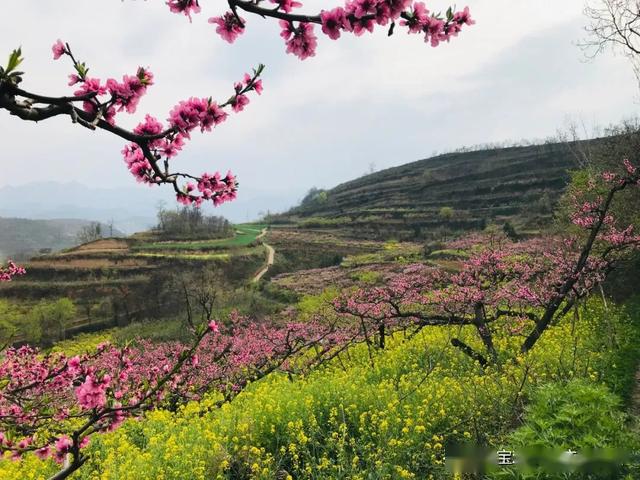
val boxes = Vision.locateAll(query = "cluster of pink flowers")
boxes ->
[601,224,640,246]
[570,197,603,229]
[280,21,318,60]
[167,97,228,134]
[0,261,25,282]
[623,158,637,176]
[176,171,238,207]
[601,160,640,187]
[170,1,472,60]
[277,1,473,59]
[49,40,264,208]
[53,42,153,125]
[53,436,73,463]
[106,68,154,114]
[208,12,245,44]
[571,160,640,232]
[166,0,201,22]
[231,73,262,112]
[75,374,110,410]
[401,3,473,46]
[121,143,153,184]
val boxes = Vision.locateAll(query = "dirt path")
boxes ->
[252,229,275,283]
[255,228,267,241]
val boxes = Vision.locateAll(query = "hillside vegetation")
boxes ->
[276,141,586,239]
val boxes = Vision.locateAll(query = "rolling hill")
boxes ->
[274,141,585,240]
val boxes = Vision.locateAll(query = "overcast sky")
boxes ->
[1,0,639,220]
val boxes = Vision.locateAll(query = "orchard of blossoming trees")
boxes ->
[334,159,640,365]
[1,162,637,480]
[0,314,355,479]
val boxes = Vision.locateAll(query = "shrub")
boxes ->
[509,380,632,450]
[439,206,455,220]
[497,380,638,479]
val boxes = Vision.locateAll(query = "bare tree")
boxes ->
[583,0,640,84]
[555,117,599,168]
[76,222,102,244]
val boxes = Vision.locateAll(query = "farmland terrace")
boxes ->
[0,225,268,339]
[275,140,589,240]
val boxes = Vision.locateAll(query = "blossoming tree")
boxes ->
[334,160,640,366]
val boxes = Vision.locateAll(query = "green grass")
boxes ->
[428,249,469,259]
[133,225,267,252]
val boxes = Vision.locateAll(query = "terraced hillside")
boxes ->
[0,225,268,342]
[277,141,583,239]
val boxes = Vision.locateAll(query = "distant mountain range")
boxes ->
[0,217,125,261]
[0,182,159,234]
[274,140,587,240]
[0,182,300,234]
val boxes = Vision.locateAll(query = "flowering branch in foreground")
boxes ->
[0,314,353,480]
[335,159,640,366]
[165,0,474,60]
[0,44,264,207]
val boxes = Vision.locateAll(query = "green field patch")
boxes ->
[133,225,267,252]
[428,248,469,259]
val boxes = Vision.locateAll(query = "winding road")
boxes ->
[252,228,275,283]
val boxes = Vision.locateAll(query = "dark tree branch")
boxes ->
[229,0,451,32]
[0,81,175,142]
[450,338,488,367]
[521,178,633,354]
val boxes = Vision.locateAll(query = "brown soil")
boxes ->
[72,239,130,252]
[29,258,147,269]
